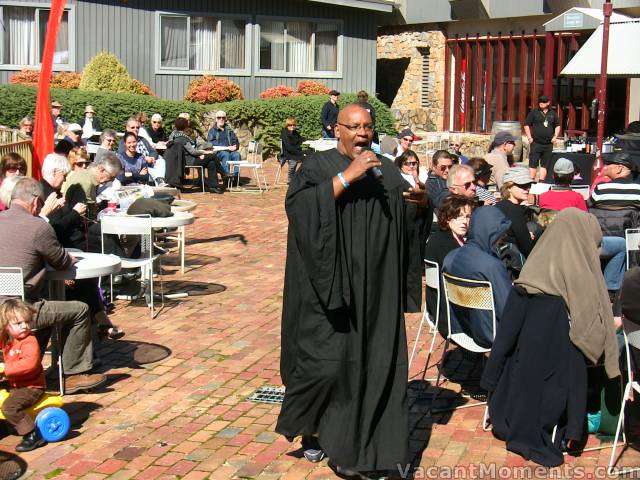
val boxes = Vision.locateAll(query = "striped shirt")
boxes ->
[590,176,640,209]
[476,185,497,204]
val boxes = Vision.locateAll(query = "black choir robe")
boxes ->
[276,148,425,471]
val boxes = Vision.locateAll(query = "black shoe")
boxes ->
[207,187,223,194]
[15,429,46,452]
[328,460,367,479]
[302,435,325,463]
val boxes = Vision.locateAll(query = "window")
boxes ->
[158,13,248,73]
[257,18,340,75]
[0,5,72,68]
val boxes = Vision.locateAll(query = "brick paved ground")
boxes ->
[3,161,640,479]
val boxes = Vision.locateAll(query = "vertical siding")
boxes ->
[0,0,379,100]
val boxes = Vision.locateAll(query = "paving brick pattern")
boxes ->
[3,162,640,479]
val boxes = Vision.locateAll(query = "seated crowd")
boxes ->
[392,130,640,467]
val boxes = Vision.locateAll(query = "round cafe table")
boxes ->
[47,252,121,301]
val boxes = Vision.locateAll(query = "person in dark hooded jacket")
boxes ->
[442,206,513,347]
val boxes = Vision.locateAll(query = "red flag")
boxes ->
[32,0,67,180]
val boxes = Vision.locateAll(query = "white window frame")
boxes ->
[0,1,76,71]
[155,11,251,76]
[254,15,343,78]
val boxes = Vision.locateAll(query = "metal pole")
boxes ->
[595,0,613,179]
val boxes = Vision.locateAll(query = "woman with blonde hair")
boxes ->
[280,117,305,183]
[68,148,90,171]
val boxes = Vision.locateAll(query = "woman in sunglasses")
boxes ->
[0,153,28,211]
[394,150,422,188]
[496,167,537,260]
[68,148,91,171]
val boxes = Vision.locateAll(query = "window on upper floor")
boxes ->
[257,18,341,76]
[158,13,250,74]
[0,5,73,69]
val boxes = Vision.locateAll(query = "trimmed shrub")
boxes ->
[0,84,207,132]
[184,75,243,104]
[51,72,82,89]
[297,80,330,96]
[9,69,41,87]
[10,69,82,89]
[130,79,156,97]
[0,85,395,157]
[259,85,300,99]
[79,52,133,93]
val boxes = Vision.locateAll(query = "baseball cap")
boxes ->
[493,131,517,145]
[67,123,83,133]
[397,128,422,141]
[502,167,534,186]
[603,152,634,169]
[553,157,575,175]
[329,90,340,96]
[538,95,550,103]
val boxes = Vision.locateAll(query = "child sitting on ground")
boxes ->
[0,299,46,452]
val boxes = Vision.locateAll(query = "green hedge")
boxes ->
[0,85,395,157]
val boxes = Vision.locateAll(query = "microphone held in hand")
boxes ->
[362,147,383,181]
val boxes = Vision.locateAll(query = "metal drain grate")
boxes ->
[248,386,285,404]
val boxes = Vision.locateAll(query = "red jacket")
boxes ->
[2,335,45,389]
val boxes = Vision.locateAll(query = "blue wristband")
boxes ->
[337,172,349,189]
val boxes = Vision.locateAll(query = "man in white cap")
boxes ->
[538,158,586,211]
[63,123,85,149]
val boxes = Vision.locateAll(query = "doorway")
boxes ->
[376,58,410,107]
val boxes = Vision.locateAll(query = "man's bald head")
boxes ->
[335,104,374,159]
[337,104,372,125]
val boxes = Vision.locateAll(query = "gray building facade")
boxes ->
[0,0,392,100]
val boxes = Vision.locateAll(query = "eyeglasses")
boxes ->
[129,126,140,130]
[6,167,23,173]
[403,161,418,167]
[216,116,226,120]
[439,164,452,171]
[401,137,414,143]
[152,121,161,124]
[75,161,89,167]
[450,143,461,148]
[105,138,115,143]
[516,183,533,190]
[453,181,476,190]
[505,141,515,145]
[337,123,374,133]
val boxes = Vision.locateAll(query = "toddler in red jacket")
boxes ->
[0,299,46,452]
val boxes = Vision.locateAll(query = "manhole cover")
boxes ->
[0,451,26,480]
[248,386,285,404]
[96,341,172,367]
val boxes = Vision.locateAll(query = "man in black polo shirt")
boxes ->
[320,90,340,139]
[524,95,560,181]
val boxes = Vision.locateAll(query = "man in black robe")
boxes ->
[276,105,427,476]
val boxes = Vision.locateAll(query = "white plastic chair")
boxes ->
[0,267,64,394]
[227,141,268,192]
[607,329,639,475]
[549,184,590,200]
[184,165,205,193]
[101,214,162,317]
[409,260,441,375]
[625,228,640,270]
[430,272,495,427]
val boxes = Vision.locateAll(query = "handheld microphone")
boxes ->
[362,147,383,180]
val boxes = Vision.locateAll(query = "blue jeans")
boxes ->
[216,150,241,177]
[601,236,626,291]
[321,128,334,139]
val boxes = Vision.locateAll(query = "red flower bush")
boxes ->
[9,69,41,87]
[184,75,243,104]
[51,72,82,89]
[130,79,156,96]
[259,85,301,99]
[297,80,330,96]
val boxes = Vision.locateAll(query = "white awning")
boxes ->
[306,0,394,12]
[561,20,640,77]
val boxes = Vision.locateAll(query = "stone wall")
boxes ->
[377,30,446,132]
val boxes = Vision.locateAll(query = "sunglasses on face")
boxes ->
[439,164,452,171]
[455,181,475,190]
[216,116,226,120]
[76,161,89,167]
[152,121,161,124]
[401,137,413,143]
[517,183,533,190]
[403,161,418,166]
[6,167,23,173]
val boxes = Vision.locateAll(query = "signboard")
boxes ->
[563,12,584,29]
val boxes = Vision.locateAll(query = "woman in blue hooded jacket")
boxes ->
[442,206,513,347]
